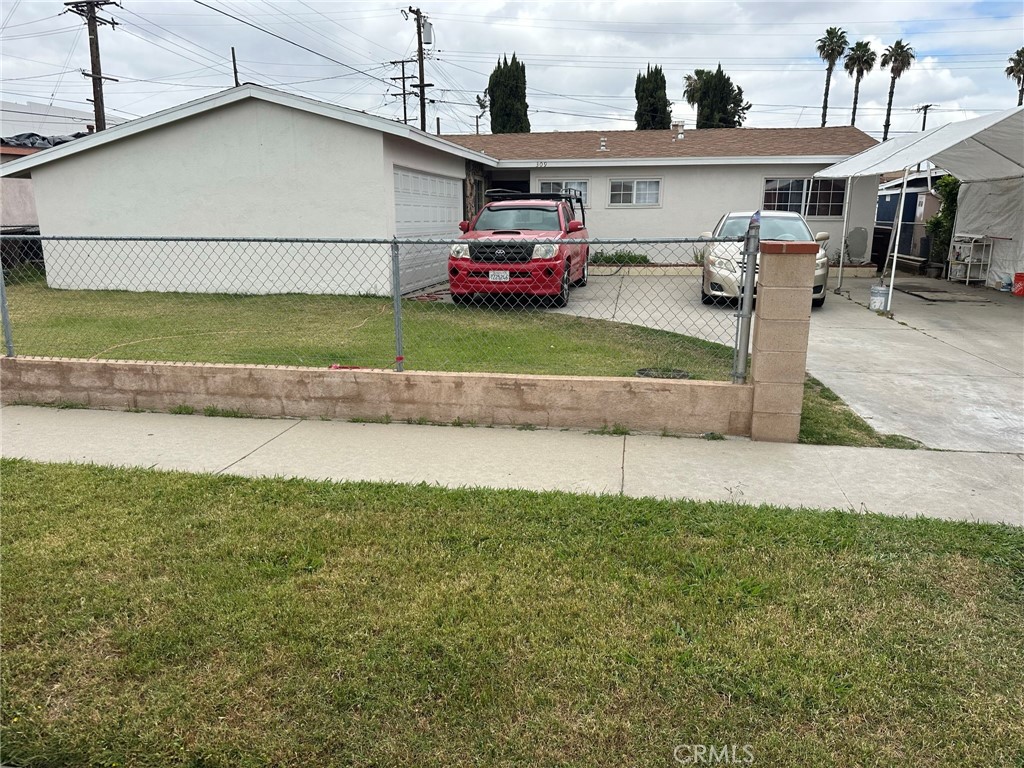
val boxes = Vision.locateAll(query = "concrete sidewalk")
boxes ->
[3,405,1020,526]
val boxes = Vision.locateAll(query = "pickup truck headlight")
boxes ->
[532,243,559,260]
[449,243,470,260]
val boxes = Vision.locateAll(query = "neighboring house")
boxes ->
[875,170,945,262]
[442,123,878,249]
[0,85,877,293]
[0,100,121,136]
[1,145,41,232]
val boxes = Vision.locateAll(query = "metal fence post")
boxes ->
[390,239,404,372]
[732,212,760,384]
[0,265,14,357]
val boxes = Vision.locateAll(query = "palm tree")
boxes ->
[817,27,848,127]
[683,70,710,109]
[880,39,915,141]
[1006,47,1024,106]
[844,41,877,127]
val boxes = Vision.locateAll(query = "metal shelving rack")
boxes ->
[947,233,991,285]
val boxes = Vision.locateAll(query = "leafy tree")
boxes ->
[880,40,915,141]
[925,175,961,264]
[1006,47,1024,106]
[844,41,877,127]
[683,65,751,129]
[486,54,530,134]
[816,27,848,127]
[634,64,672,130]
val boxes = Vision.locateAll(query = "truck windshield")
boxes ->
[475,206,561,231]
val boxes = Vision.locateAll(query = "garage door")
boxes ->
[393,167,463,292]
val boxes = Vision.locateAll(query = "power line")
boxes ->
[191,0,395,89]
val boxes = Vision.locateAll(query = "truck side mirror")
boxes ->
[458,221,470,233]
[567,220,584,233]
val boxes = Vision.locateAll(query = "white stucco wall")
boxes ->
[530,163,877,255]
[31,99,389,238]
[29,100,401,294]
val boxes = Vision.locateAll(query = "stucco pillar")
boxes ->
[749,240,817,443]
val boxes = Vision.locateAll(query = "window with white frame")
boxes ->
[609,179,661,206]
[539,179,589,206]
[763,178,846,217]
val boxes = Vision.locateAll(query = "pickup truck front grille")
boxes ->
[470,243,533,263]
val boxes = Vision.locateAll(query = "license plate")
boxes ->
[488,270,510,282]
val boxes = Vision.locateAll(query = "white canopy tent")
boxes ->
[816,106,1024,306]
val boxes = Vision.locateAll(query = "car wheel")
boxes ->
[812,292,826,308]
[451,293,468,306]
[549,266,570,308]
[573,256,589,287]
[700,286,714,305]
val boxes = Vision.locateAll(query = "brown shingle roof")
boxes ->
[441,126,876,161]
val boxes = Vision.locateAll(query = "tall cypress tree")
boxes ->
[634,64,672,130]
[486,54,530,133]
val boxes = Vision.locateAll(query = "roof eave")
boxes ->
[492,155,864,169]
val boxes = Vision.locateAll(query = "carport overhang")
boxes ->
[814,106,1024,303]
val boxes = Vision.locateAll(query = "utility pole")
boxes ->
[915,104,939,177]
[65,0,117,132]
[231,46,240,87]
[916,103,938,131]
[389,58,415,125]
[406,7,433,131]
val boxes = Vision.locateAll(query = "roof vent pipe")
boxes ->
[598,136,609,152]
[672,121,684,140]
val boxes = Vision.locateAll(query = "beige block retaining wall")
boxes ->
[0,357,755,436]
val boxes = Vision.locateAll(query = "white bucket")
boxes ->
[869,285,889,311]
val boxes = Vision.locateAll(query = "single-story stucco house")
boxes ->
[0,84,878,294]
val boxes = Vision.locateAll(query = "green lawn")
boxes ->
[5,280,734,379]
[2,460,1022,767]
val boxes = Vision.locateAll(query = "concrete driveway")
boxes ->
[806,276,1024,453]
[435,268,739,347]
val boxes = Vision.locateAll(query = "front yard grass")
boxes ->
[4,282,734,379]
[2,459,1022,767]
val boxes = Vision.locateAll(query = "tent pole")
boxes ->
[886,167,911,311]
[836,176,852,293]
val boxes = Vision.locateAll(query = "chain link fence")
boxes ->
[0,235,747,381]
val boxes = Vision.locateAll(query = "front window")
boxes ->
[609,179,661,206]
[763,178,846,218]
[540,180,589,206]
[474,205,561,231]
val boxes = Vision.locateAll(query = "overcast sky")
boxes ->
[2,0,1021,138]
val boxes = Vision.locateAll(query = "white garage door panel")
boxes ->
[394,167,462,292]
[394,167,462,237]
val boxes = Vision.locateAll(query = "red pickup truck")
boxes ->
[448,189,589,307]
